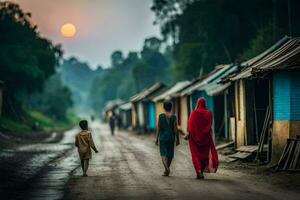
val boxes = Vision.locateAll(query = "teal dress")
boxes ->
[158,113,176,159]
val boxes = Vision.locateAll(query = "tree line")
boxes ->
[2,0,300,120]
[90,0,300,114]
[151,0,300,80]
[88,37,173,113]
[0,1,73,130]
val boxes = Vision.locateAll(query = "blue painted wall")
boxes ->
[273,71,300,120]
[191,90,214,112]
[149,102,156,129]
[291,72,300,120]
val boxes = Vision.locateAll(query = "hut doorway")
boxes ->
[213,94,225,141]
[245,78,271,145]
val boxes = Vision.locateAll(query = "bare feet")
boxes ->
[196,173,204,179]
[162,169,170,176]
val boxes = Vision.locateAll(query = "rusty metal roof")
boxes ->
[119,102,132,110]
[180,64,232,96]
[104,99,125,112]
[225,36,300,81]
[153,81,191,102]
[130,82,166,102]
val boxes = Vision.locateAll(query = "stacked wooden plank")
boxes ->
[229,145,267,160]
[276,135,300,171]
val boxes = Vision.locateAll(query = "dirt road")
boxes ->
[65,124,300,200]
[0,128,79,200]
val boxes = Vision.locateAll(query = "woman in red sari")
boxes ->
[186,98,219,179]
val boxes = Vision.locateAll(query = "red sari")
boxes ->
[188,98,219,174]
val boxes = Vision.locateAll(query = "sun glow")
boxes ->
[61,23,76,37]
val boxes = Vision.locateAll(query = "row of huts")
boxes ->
[103,36,300,163]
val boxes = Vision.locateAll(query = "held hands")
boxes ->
[184,134,189,140]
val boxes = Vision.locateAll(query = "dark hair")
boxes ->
[79,120,88,130]
[163,101,173,112]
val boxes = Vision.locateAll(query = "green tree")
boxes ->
[88,37,172,113]
[0,1,62,117]
[89,51,140,113]
[29,75,73,120]
[151,0,300,80]
[111,50,124,67]
[59,57,102,114]
[133,37,172,90]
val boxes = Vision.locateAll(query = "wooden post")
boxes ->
[224,92,229,140]
[267,79,273,163]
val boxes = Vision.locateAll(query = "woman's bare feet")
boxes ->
[196,172,204,179]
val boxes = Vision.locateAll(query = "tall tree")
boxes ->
[151,0,300,80]
[29,74,73,120]
[133,37,172,91]
[0,1,62,117]
[60,57,103,114]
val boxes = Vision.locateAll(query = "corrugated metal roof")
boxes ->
[203,65,238,96]
[130,82,166,102]
[148,87,170,100]
[180,64,232,96]
[241,36,290,67]
[104,99,124,111]
[227,36,300,81]
[119,102,132,110]
[252,37,300,73]
[153,81,191,102]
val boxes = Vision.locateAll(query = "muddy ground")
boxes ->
[0,123,299,200]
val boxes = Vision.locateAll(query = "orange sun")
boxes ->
[61,23,76,37]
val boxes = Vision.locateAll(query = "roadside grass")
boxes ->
[0,109,79,144]
[26,109,79,132]
[0,117,31,133]
[27,110,56,129]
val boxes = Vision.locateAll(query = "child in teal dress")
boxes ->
[155,101,180,176]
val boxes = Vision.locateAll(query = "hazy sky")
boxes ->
[14,0,160,69]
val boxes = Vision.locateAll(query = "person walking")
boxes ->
[75,120,98,177]
[109,112,116,136]
[155,101,180,176]
[186,98,218,179]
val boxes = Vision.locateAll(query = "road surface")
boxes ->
[0,128,79,200]
[64,124,300,200]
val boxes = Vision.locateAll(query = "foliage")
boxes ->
[28,74,73,121]
[89,51,139,112]
[27,110,55,128]
[0,1,62,117]
[151,0,300,80]
[0,117,31,132]
[59,57,102,114]
[241,23,275,60]
[89,36,173,113]
[133,37,172,91]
